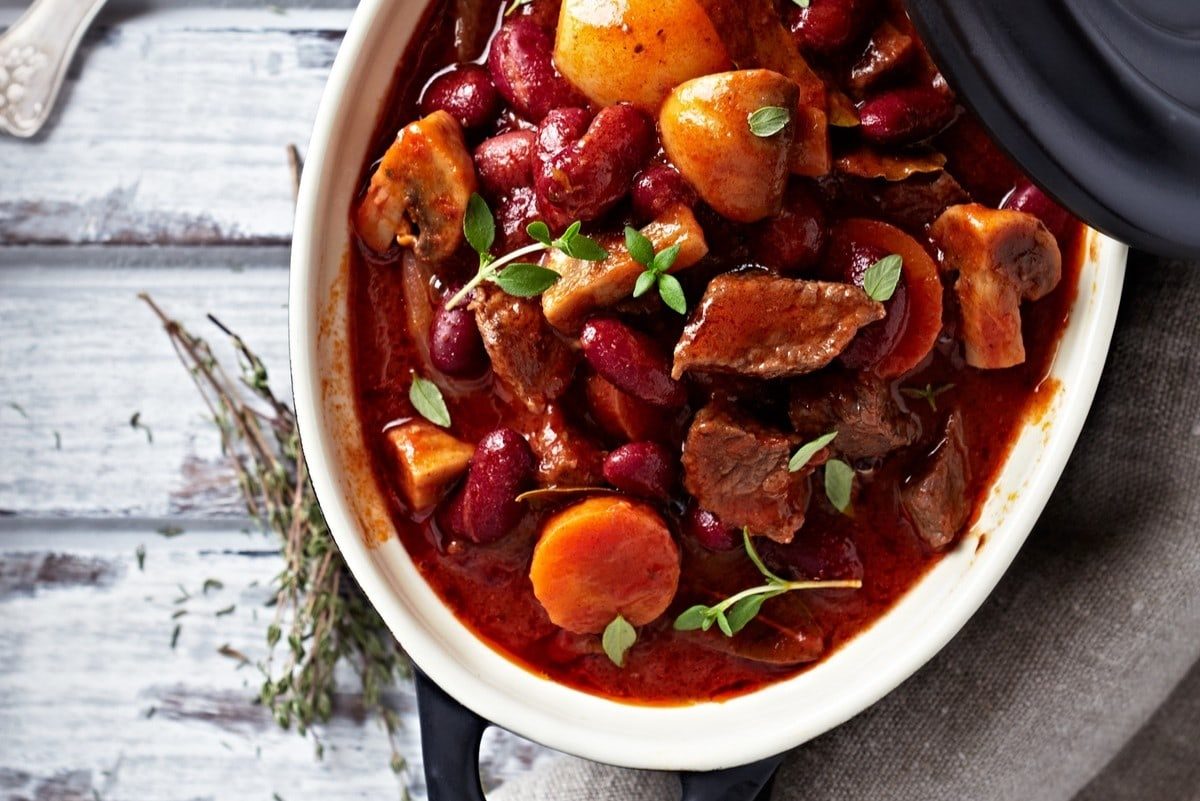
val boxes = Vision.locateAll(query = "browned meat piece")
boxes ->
[673,273,884,380]
[849,22,915,93]
[820,171,970,232]
[931,204,1062,369]
[900,410,971,550]
[525,406,607,486]
[789,373,919,462]
[682,404,812,543]
[471,285,578,411]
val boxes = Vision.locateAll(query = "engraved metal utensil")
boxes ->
[0,0,108,138]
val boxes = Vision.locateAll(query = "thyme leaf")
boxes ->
[602,615,637,667]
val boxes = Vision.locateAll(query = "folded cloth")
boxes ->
[491,252,1200,801]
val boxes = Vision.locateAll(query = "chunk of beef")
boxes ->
[789,373,919,462]
[820,171,970,232]
[471,285,577,410]
[525,406,606,486]
[682,403,812,543]
[673,272,884,380]
[900,410,971,550]
[931,204,1062,369]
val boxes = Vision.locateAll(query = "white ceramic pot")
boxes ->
[290,0,1129,773]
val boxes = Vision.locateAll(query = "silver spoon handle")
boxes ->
[0,0,108,138]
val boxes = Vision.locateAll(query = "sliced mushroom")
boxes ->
[354,110,477,262]
[931,204,1062,369]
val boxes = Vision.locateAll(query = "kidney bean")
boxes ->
[682,503,738,551]
[474,131,536,198]
[750,183,827,273]
[859,87,957,147]
[536,103,655,226]
[1003,180,1074,243]
[603,442,677,500]
[631,165,698,223]
[439,428,535,544]
[787,0,873,55]
[495,186,541,250]
[429,301,488,377]
[760,529,863,582]
[536,107,592,161]
[487,19,586,122]
[420,64,501,130]
[580,317,686,409]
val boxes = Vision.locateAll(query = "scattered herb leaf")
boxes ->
[504,0,532,16]
[674,530,861,635]
[135,544,146,571]
[463,193,496,260]
[789,430,837,472]
[203,578,224,595]
[172,609,188,619]
[824,459,855,513]
[448,195,605,309]
[492,263,561,297]
[900,383,955,412]
[602,615,637,667]
[53,431,62,450]
[748,105,790,137]
[157,525,184,538]
[624,227,687,314]
[170,623,181,649]
[6,401,28,419]
[215,604,237,618]
[409,374,451,428]
[862,254,903,302]
[793,0,811,7]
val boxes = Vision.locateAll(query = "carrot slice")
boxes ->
[530,496,680,634]
[830,218,944,378]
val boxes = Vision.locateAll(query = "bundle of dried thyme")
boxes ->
[141,294,410,768]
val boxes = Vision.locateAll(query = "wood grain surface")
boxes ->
[0,3,556,798]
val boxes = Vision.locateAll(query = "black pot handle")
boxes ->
[413,669,781,801]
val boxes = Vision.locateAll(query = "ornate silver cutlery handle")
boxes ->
[0,0,108,138]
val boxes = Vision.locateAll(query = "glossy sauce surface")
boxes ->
[348,0,1083,703]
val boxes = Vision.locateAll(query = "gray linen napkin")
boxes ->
[492,253,1200,801]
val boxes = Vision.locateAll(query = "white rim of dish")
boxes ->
[290,0,1129,772]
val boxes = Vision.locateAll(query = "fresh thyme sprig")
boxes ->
[901,382,955,412]
[445,194,608,310]
[140,294,410,768]
[674,529,862,636]
[626,226,686,314]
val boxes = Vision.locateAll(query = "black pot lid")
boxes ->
[904,0,1200,258]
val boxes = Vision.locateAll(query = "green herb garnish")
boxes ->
[789,430,837,473]
[504,0,532,16]
[674,529,861,636]
[748,106,791,138]
[901,383,955,412]
[602,615,637,667]
[409,374,451,428]
[446,195,608,310]
[862,253,903,302]
[626,226,686,314]
[824,459,855,513]
[130,411,154,443]
[793,0,811,8]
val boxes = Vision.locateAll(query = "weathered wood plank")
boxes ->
[0,248,291,518]
[0,524,556,800]
[0,8,355,245]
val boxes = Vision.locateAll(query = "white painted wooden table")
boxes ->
[0,3,555,797]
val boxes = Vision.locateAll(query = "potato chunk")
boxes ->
[554,0,731,113]
[659,71,799,222]
[540,204,708,334]
[385,420,474,511]
[931,204,1062,369]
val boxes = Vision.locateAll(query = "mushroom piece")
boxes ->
[659,70,799,223]
[354,110,477,262]
[931,204,1062,369]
